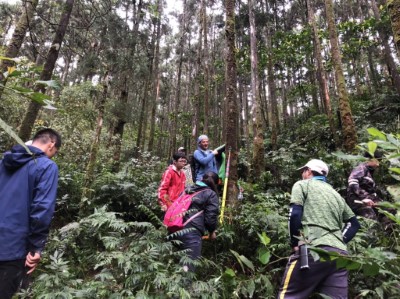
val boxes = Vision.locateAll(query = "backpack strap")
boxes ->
[183,210,204,226]
[182,189,207,226]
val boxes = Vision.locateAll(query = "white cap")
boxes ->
[178,146,185,151]
[297,159,329,176]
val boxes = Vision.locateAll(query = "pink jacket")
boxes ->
[158,165,186,208]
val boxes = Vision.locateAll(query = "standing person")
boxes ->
[158,152,187,211]
[177,171,220,272]
[346,152,383,220]
[278,159,360,299]
[193,135,219,182]
[0,128,61,298]
[177,146,194,187]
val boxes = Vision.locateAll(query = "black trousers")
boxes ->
[176,229,203,272]
[277,246,348,299]
[0,259,26,299]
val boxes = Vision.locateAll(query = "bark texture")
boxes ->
[325,0,357,151]
[388,0,400,57]
[225,0,239,205]
[249,0,265,180]
[307,0,338,146]
[0,0,39,98]
[19,0,75,141]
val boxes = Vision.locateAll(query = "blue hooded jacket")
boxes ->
[0,145,58,261]
[193,146,217,181]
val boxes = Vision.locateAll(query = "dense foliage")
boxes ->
[1,0,400,298]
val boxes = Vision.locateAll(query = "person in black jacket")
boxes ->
[178,171,220,272]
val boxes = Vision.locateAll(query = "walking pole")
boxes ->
[219,147,231,224]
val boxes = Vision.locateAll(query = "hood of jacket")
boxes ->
[2,144,46,171]
[186,182,209,194]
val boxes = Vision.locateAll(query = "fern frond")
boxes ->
[166,227,196,240]
[0,117,32,154]
[138,204,163,226]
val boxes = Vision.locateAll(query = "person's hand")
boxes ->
[212,150,218,155]
[25,252,41,274]
[362,198,375,207]
[210,231,217,240]
[292,246,299,252]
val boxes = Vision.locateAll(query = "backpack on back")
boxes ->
[163,190,204,233]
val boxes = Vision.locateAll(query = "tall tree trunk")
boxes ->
[170,0,187,156]
[309,57,320,112]
[370,0,400,95]
[81,71,109,212]
[111,87,128,172]
[0,0,39,98]
[148,0,162,153]
[249,0,265,181]
[388,0,400,57]
[201,0,210,134]
[267,56,278,150]
[307,0,338,146]
[325,0,357,151]
[60,50,72,85]
[280,76,288,128]
[136,79,150,153]
[225,0,239,205]
[19,0,75,141]
[367,46,380,92]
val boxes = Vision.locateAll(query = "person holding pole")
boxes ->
[193,135,224,182]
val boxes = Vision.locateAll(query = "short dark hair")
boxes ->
[311,170,324,177]
[33,128,62,148]
[202,171,219,194]
[172,151,187,161]
[364,150,383,160]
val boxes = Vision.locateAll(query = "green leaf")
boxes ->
[332,151,365,161]
[386,134,400,147]
[389,168,400,175]
[230,249,254,272]
[387,185,400,200]
[7,70,23,78]
[362,262,380,276]
[43,100,57,110]
[367,141,377,157]
[387,153,400,159]
[0,55,18,62]
[28,92,51,104]
[224,268,236,277]
[346,260,362,270]
[0,118,32,155]
[246,280,255,298]
[12,86,33,93]
[373,140,398,150]
[376,287,385,299]
[335,257,349,269]
[258,247,271,265]
[239,254,255,272]
[257,231,271,246]
[367,128,386,141]
[35,80,60,89]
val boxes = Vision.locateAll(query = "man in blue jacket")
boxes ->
[0,128,61,298]
[193,135,219,182]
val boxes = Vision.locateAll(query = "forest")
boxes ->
[0,0,400,298]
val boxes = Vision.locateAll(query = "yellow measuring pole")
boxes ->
[219,148,231,224]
